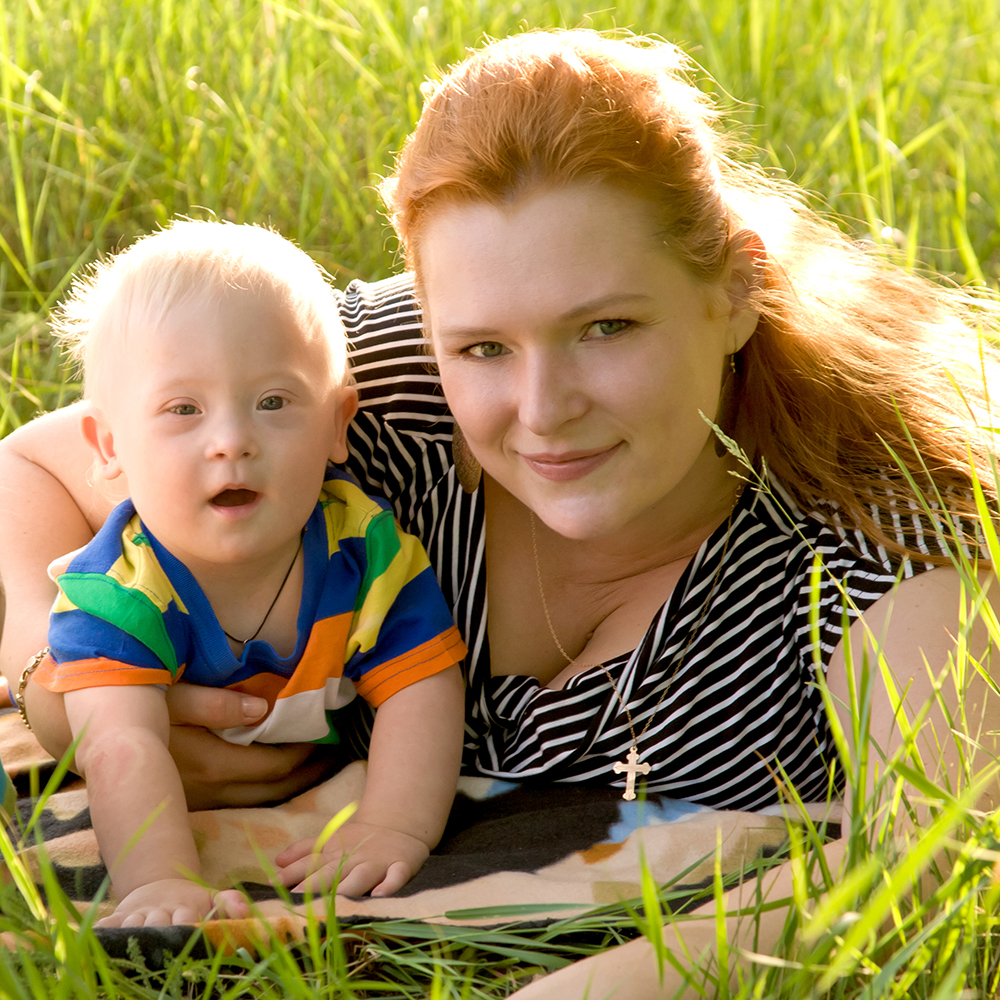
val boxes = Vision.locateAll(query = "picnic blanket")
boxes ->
[0,701,840,959]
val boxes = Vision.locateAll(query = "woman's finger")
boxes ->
[165,684,267,729]
[167,727,329,810]
[180,761,329,810]
[168,725,313,784]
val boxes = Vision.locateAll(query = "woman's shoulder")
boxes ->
[337,273,422,378]
[336,273,447,413]
[337,273,418,325]
[334,276,459,521]
[747,470,981,581]
[708,473,971,681]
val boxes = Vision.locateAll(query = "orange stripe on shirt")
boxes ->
[34,654,177,692]
[354,626,467,707]
[273,611,353,701]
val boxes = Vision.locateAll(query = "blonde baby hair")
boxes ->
[51,219,348,402]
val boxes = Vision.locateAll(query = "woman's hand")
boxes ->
[508,838,808,1000]
[513,567,1000,998]
[23,675,333,810]
[164,685,335,810]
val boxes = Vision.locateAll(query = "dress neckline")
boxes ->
[475,481,756,707]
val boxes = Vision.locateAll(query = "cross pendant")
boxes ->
[612,745,651,801]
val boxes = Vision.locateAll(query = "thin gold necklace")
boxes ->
[529,488,744,801]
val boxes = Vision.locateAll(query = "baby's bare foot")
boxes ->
[96,878,216,928]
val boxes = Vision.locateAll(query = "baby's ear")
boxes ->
[329,385,360,465]
[80,408,123,480]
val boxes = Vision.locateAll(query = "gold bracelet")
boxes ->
[14,647,49,732]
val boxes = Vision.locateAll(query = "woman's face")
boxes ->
[419,182,759,542]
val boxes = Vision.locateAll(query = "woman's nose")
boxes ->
[517,352,587,435]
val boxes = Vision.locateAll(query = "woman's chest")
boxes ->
[483,500,693,689]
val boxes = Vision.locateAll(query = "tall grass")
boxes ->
[1,0,998,433]
[2,0,1000,997]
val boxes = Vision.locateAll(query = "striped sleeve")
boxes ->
[339,275,458,534]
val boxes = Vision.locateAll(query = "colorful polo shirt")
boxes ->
[40,468,466,745]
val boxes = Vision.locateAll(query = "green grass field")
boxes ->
[2,0,1000,996]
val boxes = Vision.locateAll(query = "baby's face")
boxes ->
[89,285,356,575]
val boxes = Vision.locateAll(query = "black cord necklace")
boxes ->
[222,535,303,648]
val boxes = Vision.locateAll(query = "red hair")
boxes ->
[382,30,1000,558]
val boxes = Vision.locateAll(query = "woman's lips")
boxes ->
[521,443,622,481]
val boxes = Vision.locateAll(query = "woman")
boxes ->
[1,29,998,996]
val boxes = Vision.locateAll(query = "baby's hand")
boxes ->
[95,878,241,928]
[275,821,430,897]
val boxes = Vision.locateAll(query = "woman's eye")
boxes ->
[169,403,199,416]
[588,319,631,338]
[467,342,507,359]
[259,395,286,411]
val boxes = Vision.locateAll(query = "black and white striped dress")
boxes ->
[338,274,949,812]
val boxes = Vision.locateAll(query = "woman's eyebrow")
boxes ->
[434,293,656,339]
[559,292,654,321]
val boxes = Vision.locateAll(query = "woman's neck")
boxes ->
[483,452,747,684]
[496,455,745,588]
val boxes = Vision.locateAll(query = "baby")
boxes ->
[37,220,467,927]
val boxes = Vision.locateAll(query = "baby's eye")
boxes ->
[586,319,631,339]
[169,403,199,416]
[467,342,507,359]
[258,395,286,411]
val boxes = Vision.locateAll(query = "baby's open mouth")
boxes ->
[211,488,259,507]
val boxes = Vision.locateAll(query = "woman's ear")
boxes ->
[724,229,766,354]
[80,409,124,480]
[328,385,360,464]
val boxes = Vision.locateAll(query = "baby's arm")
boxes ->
[65,685,217,926]
[276,663,464,896]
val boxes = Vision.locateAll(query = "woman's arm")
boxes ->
[512,566,998,998]
[0,405,106,752]
[0,407,332,810]
[515,838,847,1000]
